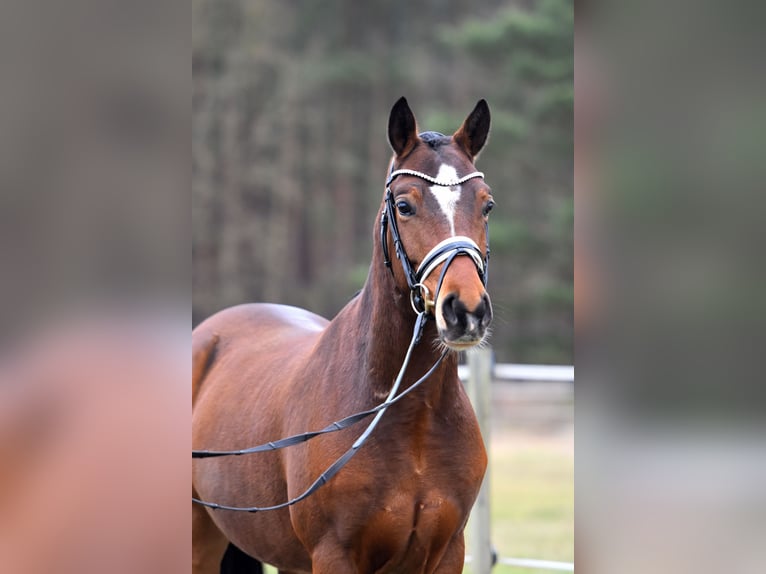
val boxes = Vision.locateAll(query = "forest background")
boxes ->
[192,0,573,364]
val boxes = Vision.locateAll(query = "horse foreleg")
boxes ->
[310,539,356,574]
[432,532,466,574]
[192,498,229,574]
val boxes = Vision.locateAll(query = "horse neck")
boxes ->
[349,226,459,404]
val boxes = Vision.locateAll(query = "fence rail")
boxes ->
[497,557,574,571]
[463,349,574,573]
[465,555,575,572]
[457,362,574,383]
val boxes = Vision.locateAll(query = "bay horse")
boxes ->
[192,97,494,574]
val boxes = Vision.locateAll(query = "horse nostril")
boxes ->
[474,294,493,328]
[441,293,460,327]
[473,299,486,322]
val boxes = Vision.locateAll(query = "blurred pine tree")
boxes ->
[192,0,573,363]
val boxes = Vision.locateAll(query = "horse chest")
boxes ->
[330,431,481,566]
[348,485,464,572]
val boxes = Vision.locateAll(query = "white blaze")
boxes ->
[428,164,461,236]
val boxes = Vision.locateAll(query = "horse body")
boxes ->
[193,98,493,573]
[193,286,485,572]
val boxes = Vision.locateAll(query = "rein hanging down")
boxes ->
[192,312,449,513]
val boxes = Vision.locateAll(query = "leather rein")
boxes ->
[192,167,489,513]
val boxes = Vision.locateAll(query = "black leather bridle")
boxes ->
[381,165,490,314]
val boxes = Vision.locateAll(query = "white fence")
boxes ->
[458,362,574,383]
[461,349,574,573]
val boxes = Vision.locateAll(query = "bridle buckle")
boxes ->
[410,283,434,315]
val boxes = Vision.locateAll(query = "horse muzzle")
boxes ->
[411,236,491,350]
[436,290,492,349]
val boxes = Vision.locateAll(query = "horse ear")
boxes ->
[388,97,419,157]
[453,99,491,160]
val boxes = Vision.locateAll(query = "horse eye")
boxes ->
[396,201,415,217]
[482,200,495,217]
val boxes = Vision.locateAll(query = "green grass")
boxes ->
[264,432,573,574]
[465,433,574,573]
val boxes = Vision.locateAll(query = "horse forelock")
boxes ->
[418,131,450,149]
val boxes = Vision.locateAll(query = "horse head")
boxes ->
[384,97,494,350]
